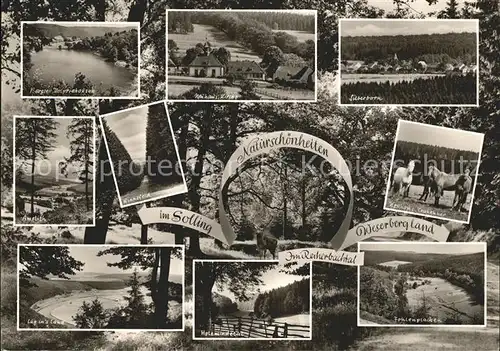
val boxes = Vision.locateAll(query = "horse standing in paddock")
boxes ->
[453,169,472,212]
[419,173,441,201]
[427,165,463,207]
[392,160,415,197]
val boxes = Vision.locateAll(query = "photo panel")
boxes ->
[100,101,188,208]
[339,18,479,106]
[17,244,185,331]
[13,116,96,227]
[21,21,140,99]
[357,241,487,327]
[166,9,317,103]
[193,260,312,340]
[384,120,484,224]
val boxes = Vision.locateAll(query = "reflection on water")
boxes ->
[27,46,137,95]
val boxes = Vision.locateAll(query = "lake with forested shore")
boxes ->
[26,46,137,96]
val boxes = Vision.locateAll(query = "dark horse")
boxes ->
[453,169,472,211]
[418,174,440,201]
[427,165,471,210]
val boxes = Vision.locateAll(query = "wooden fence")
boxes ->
[209,315,310,338]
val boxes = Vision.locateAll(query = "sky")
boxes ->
[214,262,310,302]
[341,19,477,37]
[64,246,184,277]
[360,242,485,255]
[367,0,466,15]
[17,117,90,182]
[103,106,148,162]
[397,120,483,152]
[44,22,137,29]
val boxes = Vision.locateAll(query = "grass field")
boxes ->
[169,24,261,62]
[386,184,470,222]
[272,29,315,42]
[341,73,445,85]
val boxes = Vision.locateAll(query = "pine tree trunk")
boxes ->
[85,126,90,211]
[94,0,106,21]
[140,224,148,244]
[84,131,114,244]
[198,264,216,331]
[30,127,36,216]
[174,117,189,245]
[127,0,148,23]
[282,164,288,239]
[155,247,171,328]
[188,104,213,256]
[301,177,306,229]
[150,248,160,308]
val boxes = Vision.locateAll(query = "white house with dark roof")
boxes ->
[187,53,225,77]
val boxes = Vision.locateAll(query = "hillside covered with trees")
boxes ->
[398,252,485,304]
[1,0,499,349]
[254,278,310,318]
[341,32,477,64]
[23,23,139,68]
[168,11,315,64]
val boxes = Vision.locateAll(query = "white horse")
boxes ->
[392,160,415,197]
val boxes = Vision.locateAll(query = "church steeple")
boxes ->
[394,53,399,61]
[204,36,212,55]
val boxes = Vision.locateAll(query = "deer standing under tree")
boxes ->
[256,228,278,259]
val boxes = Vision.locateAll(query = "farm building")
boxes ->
[444,63,455,71]
[53,35,64,42]
[272,65,304,81]
[168,58,180,74]
[289,66,314,84]
[226,60,265,80]
[347,62,362,72]
[187,52,225,77]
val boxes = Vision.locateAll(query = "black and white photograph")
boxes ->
[193,260,311,340]
[100,102,187,208]
[13,116,95,226]
[339,19,479,106]
[166,9,317,102]
[358,242,486,327]
[22,21,140,98]
[384,120,484,223]
[17,244,185,331]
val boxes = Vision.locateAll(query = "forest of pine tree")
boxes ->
[341,32,476,64]
[15,118,59,218]
[253,278,310,318]
[394,140,480,184]
[341,75,476,105]
[101,120,144,195]
[1,0,499,349]
[168,11,315,61]
[145,103,183,186]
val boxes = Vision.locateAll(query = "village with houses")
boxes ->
[341,53,478,76]
[167,10,316,101]
[339,19,478,105]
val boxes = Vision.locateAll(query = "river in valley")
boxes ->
[406,277,483,324]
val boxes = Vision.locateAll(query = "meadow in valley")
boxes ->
[167,10,316,101]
